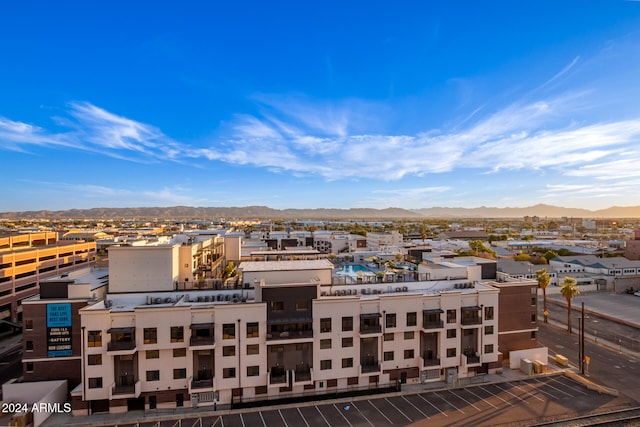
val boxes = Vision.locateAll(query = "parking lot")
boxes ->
[109,374,634,427]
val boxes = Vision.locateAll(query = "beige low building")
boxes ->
[72,258,503,415]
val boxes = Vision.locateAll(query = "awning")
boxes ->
[422,309,444,314]
[360,313,382,319]
[461,306,482,311]
[107,327,135,333]
[190,322,215,329]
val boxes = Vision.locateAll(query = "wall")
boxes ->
[509,347,548,370]
[108,245,179,293]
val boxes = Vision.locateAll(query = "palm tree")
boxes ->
[535,269,551,323]
[560,277,580,333]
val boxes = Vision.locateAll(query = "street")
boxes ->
[538,322,640,401]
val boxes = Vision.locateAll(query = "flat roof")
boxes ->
[239,259,334,272]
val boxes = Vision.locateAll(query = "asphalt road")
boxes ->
[538,322,640,402]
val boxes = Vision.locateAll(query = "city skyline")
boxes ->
[2,1,640,211]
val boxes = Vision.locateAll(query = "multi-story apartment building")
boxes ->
[0,232,96,323]
[71,258,504,415]
[366,231,403,250]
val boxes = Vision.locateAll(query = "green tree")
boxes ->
[543,250,559,262]
[535,269,551,323]
[514,254,531,262]
[560,277,580,333]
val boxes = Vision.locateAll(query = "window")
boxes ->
[484,306,494,321]
[26,362,34,373]
[270,301,284,312]
[25,319,33,330]
[485,325,494,335]
[223,323,236,339]
[320,359,332,370]
[223,368,236,378]
[320,339,332,349]
[247,344,260,355]
[342,357,353,368]
[223,346,236,357]
[173,368,187,379]
[146,350,160,359]
[404,349,415,359]
[320,318,332,333]
[383,333,394,341]
[342,337,353,348]
[342,316,353,332]
[531,314,536,322]
[146,370,160,381]
[404,331,414,340]
[170,326,184,342]
[88,330,102,347]
[446,329,456,339]
[173,348,186,357]
[531,297,536,306]
[88,354,102,365]
[247,366,260,377]
[383,351,394,361]
[88,377,103,389]
[484,344,494,354]
[26,340,33,351]
[144,328,157,344]
[531,331,537,339]
[446,348,456,358]
[295,300,310,311]
[246,322,259,338]
[446,309,457,324]
[385,313,397,328]
[406,312,417,327]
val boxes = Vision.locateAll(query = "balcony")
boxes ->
[294,365,313,384]
[463,348,481,366]
[422,357,441,367]
[266,319,313,342]
[107,340,136,353]
[360,363,381,374]
[422,320,444,330]
[189,376,215,393]
[189,336,215,347]
[190,323,215,348]
[359,313,382,335]
[266,329,313,341]
[461,306,482,326]
[268,367,289,388]
[110,379,140,399]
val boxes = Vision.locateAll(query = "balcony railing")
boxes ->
[360,363,380,374]
[110,379,140,398]
[266,330,314,341]
[422,357,441,367]
[422,320,444,329]
[268,368,289,387]
[189,336,215,347]
[294,367,313,383]
[461,316,482,326]
[107,340,136,352]
[359,325,382,334]
[191,378,214,389]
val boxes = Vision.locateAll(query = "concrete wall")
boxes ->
[509,347,549,370]
[109,245,179,293]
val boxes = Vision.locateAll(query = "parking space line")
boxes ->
[465,387,497,409]
[220,416,224,427]
[534,378,573,397]
[480,385,513,406]
[258,411,267,427]
[517,380,561,399]
[507,382,544,402]
[417,393,448,417]
[385,397,413,422]
[315,405,332,426]
[191,418,202,427]
[551,377,589,395]
[278,409,289,427]
[401,395,430,419]
[447,389,481,411]
[365,399,395,424]
[350,402,375,427]
[333,403,353,427]
[494,383,530,405]
[239,413,246,427]
[211,416,221,427]
[434,391,464,414]
[296,408,311,427]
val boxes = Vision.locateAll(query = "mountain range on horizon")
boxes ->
[2,204,640,220]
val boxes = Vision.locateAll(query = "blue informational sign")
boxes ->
[47,303,72,357]
[47,303,72,327]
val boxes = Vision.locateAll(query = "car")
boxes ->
[634,291,640,297]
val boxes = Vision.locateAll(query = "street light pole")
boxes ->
[581,302,585,375]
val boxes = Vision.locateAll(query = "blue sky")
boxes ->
[2,1,640,212]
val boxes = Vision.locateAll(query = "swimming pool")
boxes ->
[336,264,376,277]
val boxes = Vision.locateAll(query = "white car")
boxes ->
[634,291,640,297]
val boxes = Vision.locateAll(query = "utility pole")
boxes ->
[581,302,585,375]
